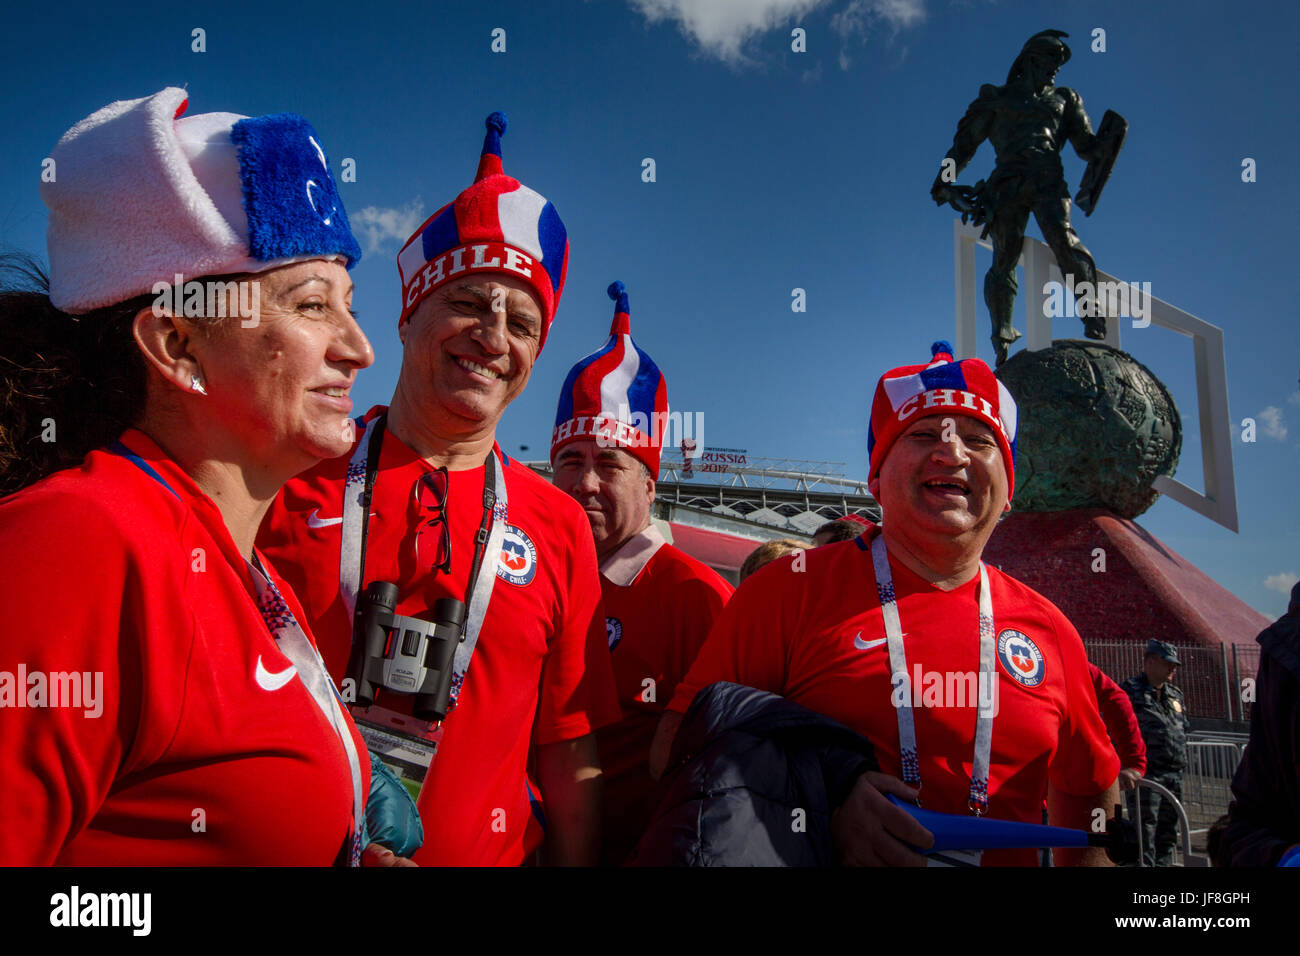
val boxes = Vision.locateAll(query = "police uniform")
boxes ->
[1122,640,1189,866]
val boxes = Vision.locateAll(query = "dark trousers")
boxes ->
[1128,772,1183,866]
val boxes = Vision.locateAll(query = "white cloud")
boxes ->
[831,0,926,39]
[1287,390,1300,406]
[1257,405,1287,441]
[626,0,926,67]
[353,200,425,254]
[832,0,924,68]
[1264,571,1298,595]
[629,0,824,65]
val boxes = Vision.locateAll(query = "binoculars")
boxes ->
[346,581,466,722]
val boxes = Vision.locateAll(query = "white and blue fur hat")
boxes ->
[41,87,361,314]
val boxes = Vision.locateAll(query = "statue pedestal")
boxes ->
[983,510,1269,720]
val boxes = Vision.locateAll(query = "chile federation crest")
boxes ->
[997,629,1045,687]
[496,525,537,586]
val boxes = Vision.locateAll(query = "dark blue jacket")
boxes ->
[1220,607,1300,867]
[1121,672,1188,774]
[628,682,879,866]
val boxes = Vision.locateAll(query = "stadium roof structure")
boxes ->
[524,456,880,577]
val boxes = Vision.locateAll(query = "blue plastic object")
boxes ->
[887,794,1091,852]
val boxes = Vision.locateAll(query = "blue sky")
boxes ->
[0,0,1295,619]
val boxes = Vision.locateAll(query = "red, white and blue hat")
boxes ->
[396,112,569,347]
[867,340,1019,498]
[551,281,669,479]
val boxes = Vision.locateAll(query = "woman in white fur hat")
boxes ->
[0,88,410,865]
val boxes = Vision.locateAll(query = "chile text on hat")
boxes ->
[868,341,1019,498]
[396,112,568,347]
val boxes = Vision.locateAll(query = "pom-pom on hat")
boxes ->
[551,281,669,479]
[42,87,361,314]
[396,112,569,348]
[867,340,1019,498]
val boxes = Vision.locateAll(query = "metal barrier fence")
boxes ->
[1128,777,1211,867]
[1040,737,1243,867]
[1083,639,1261,723]
[1077,640,1252,864]
[1120,738,1244,866]
[1183,739,1245,837]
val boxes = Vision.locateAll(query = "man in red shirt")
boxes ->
[651,341,1119,866]
[551,281,733,864]
[1089,662,1147,790]
[260,113,620,866]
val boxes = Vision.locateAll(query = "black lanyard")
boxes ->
[356,413,498,605]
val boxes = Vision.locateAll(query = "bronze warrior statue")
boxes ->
[931,30,1127,365]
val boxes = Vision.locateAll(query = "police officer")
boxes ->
[1122,640,1189,865]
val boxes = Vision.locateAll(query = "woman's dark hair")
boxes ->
[0,252,151,496]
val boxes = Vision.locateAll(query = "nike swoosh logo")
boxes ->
[853,633,902,651]
[307,509,342,528]
[306,509,374,528]
[255,655,298,691]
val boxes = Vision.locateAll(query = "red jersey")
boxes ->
[259,407,621,866]
[0,430,368,865]
[670,530,1119,866]
[596,525,733,864]
[1089,663,1147,775]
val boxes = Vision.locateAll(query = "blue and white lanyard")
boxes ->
[870,533,996,815]
[249,558,367,866]
[338,415,508,710]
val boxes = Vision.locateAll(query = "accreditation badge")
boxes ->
[350,703,443,799]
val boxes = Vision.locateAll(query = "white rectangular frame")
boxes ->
[953,220,1238,532]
